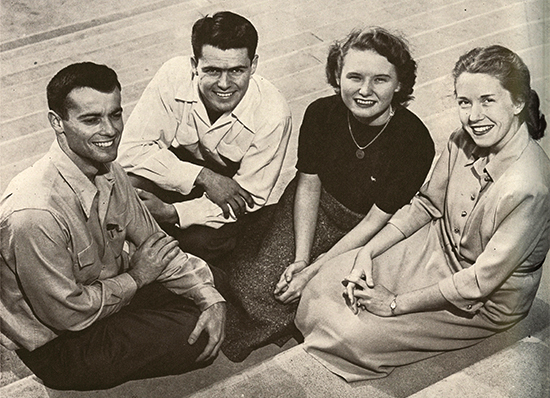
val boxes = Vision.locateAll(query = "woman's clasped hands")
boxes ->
[342,248,396,317]
[274,259,310,303]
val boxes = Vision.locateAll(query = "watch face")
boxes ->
[390,297,397,311]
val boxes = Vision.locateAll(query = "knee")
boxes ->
[178,227,238,262]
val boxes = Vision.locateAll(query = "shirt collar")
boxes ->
[485,123,530,182]
[464,123,530,182]
[175,71,259,133]
[49,141,115,219]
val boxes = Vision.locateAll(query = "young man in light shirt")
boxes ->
[117,11,293,263]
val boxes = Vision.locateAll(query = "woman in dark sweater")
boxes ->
[221,27,435,361]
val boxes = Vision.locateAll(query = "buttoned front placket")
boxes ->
[446,155,491,252]
[94,171,121,279]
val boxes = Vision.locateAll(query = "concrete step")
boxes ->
[1,0,549,396]
[3,303,546,398]
[1,0,547,191]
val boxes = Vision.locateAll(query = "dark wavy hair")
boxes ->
[47,62,121,120]
[326,27,417,107]
[192,11,258,61]
[452,45,546,140]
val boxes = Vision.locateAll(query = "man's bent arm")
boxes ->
[121,167,224,308]
[117,58,203,196]
[8,209,137,332]
[171,114,293,229]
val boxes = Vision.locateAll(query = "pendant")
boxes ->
[356,149,365,159]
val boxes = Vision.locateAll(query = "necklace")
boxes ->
[347,106,394,159]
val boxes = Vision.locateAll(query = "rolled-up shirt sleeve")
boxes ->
[439,181,550,312]
[155,251,224,310]
[9,209,137,332]
[173,194,228,229]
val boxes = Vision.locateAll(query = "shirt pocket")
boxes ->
[77,243,96,269]
[75,242,101,283]
[216,126,254,162]
[105,213,131,257]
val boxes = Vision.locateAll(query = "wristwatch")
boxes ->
[390,295,398,316]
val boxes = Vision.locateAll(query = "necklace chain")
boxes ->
[347,107,394,155]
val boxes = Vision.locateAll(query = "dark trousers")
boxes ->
[129,147,245,264]
[17,267,229,391]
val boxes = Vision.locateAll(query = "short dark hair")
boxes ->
[192,11,258,61]
[326,27,417,107]
[47,62,121,119]
[453,45,546,139]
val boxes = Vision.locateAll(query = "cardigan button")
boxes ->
[470,194,476,201]
[467,304,473,310]
[461,211,467,217]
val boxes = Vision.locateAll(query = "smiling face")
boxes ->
[455,72,524,154]
[338,49,401,125]
[49,87,123,178]
[192,45,257,119]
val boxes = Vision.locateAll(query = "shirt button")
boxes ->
[461,211,467,217]
[484,176,491,182]
[470,194,476,201]
[454,227,460,234]
[467,304,472,310]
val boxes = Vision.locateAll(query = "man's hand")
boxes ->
[188,302,226,362]
[136,189,178,224]
[195,168,254,219]
[128,231,179,288]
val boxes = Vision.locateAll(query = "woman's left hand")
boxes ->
[275,268,312,304]
[354,284,395,317]
[342,247,374,314]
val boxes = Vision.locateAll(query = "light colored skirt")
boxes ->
[295,219,542,381]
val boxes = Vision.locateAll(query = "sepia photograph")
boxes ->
[1,0,548,397]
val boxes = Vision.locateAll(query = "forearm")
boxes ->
[323,204,392,264]
[173,196,236,229]
[293,173,322,263]
[361,222,407,259]
[121,145,203,195]
[392,283,449,315]
[27,272,137,331]
[157,251,225,310]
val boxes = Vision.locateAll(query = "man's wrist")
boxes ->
[127,270,144,289]
[163,203,179,224]
[194,167,210,188]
